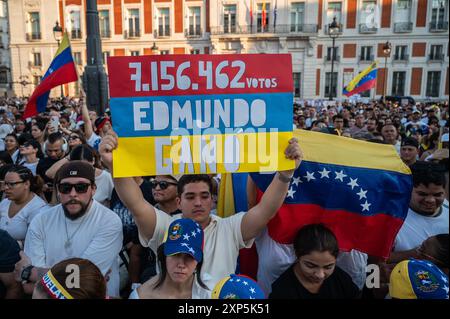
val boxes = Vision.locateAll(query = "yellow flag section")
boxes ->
[113,131,294,177]
[216,173,236,218]
[295,129,411,174]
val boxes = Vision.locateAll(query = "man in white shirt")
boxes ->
[15,161,123,297]
[100,132,303,290]
[389,161,448,263]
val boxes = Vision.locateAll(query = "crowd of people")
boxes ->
[0,94,448,300]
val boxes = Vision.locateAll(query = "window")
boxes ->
[360,46,373,61]
[188,7,201,36]
[160,50,170,55]
[33,52,42,66]
[130,50,140,56]
[257,3,270,32]
[290,3,305,32]
[327,2,342,25]
[395,0,411,22]
[326,47,339,61]
[394,45,408,60]
[325,72,338,98]
[99,10,110,38]
[190,49,200,54]
[223,5,236,33]
[0,1,7,18]
[158,8,170,37]
[73,52,82,65]
[426,71,441,97]
[430,45,444,60]
[127,9,140,37]
[0,70,7,84]
[431,0,447,25]
[293,72,301,97]
[391,71,406,96]
[102,51,110,65]
[69,10,81,39]
[28,12,41,39]
[360,1,377,28]
[33,75,41,87]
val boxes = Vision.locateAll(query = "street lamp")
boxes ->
[151,42,159,54]
[382,41,391,104]
[53,21,64,98]
[328,17,340,101]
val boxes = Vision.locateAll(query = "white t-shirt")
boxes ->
[24,200,123,297]
[394,200,449,252]
[140,209,254,290]
[0,195,47,241]
[94,170,114,206]
[87,132,102,151]
[23,161,39,175]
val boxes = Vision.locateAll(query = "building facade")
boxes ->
[0,0,11,97]
[7,0,449,101]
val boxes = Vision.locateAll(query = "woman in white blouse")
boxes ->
[0,165,47,245]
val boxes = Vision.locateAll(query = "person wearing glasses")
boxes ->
[66,130,86,151]
[19,139,44,176]
[0,166,46,244]
[15,161,122,297]
[151,175,182,216]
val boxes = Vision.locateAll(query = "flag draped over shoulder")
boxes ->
[250,129,413,259]
[343,61,377,97]
[24,33,78,119]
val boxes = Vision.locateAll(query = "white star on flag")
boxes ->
[236,278,241,282]
[357,188,367,200]
[249,287,256,294]
[229,279,234,282]
[442,275,448,284]
[361,200,371,212]
[443,286,449,294]
[304,171,316,182]
[292,176,302,186]
[180,243,189,247]
[287,188,296,198]
[347,178,359,190]
[319,168,331,178]
[188,247,195,254]
[191,231,197,237]
[197,228,201,233]
[335,170,347,182]
[183,234,190,241]
[243,281,249,286]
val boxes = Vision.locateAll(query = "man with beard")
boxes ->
[388,161,448,263]
[15,161,122,297]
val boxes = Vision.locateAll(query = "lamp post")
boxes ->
[53,21,64,98]
[328,17,340,101]
[382,41,391,104]
[151,42,159,54]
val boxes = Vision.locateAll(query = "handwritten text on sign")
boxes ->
[108,54,294,177]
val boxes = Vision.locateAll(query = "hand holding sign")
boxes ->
[99,130,118,171]
[282,138,303,177]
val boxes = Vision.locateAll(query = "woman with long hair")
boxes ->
[0,165,46,244]
[31,122,46,150]
[32,258,107,299]
[129,219,210,299]
[4,134,19,162]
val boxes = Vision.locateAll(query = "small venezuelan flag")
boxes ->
[343,61,378,97]
[24,33,78,119]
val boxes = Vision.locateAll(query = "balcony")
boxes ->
[358,54,374,63]
[26,32,41,41]
[27,61,41,68]
[124,29,140,39]
[393,54,409,62]
[210,24,318,35]
[185,28,202,38]
[324,23,343,35]
[325,55,340,63]
[428,53,444,62]
[359,23,378,34]
[100,29,111,38]
[394,22,413,33]
[70,29,82,40]
[429,21,448,32]
[154,28,171,38]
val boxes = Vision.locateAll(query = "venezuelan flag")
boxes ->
[24,33,78,119]
[343,61,378,97]
[250,129,412,259]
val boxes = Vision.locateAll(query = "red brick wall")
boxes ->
[317,45,323,59]
[318,0,323,30]
[316,70,321,96]
[175,0,183,33]
[114,0,122,35]
[412,43,426,57]
[376,68,387,95]
[174,47,186,54]
[59,0,64,31]
[114,49,125,56]
[144,0,152,34]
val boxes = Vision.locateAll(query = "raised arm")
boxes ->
[241,138,303,242]
[45,156,70,180]
[79,90,94,140]
[99,131,157,243]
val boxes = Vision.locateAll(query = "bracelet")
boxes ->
[277,172,293,183]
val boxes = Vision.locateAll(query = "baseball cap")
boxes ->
[389,259,449,299]
[163,219,204,263]
[0,230,21,273]
[401,137,419,149]
[211,274,265,299]
[94,117,111,133]
[55,160,96,184]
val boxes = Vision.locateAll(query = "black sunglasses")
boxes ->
[69,135,80,140]
[58,183,91,194]
[150,180,177,190]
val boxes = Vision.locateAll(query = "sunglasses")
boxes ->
[58,183,91,194]
[150,180,177,190]
[69,135,80,140]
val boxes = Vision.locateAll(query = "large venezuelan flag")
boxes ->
[343,61,377,97]
[24,33,78,119]
[250,129,413,259]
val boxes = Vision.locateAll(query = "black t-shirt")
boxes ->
[36,157,61,202]
[269,265,360,299]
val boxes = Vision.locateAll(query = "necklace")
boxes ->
[64,215,86,251]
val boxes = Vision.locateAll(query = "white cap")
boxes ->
[441,133,449,143]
